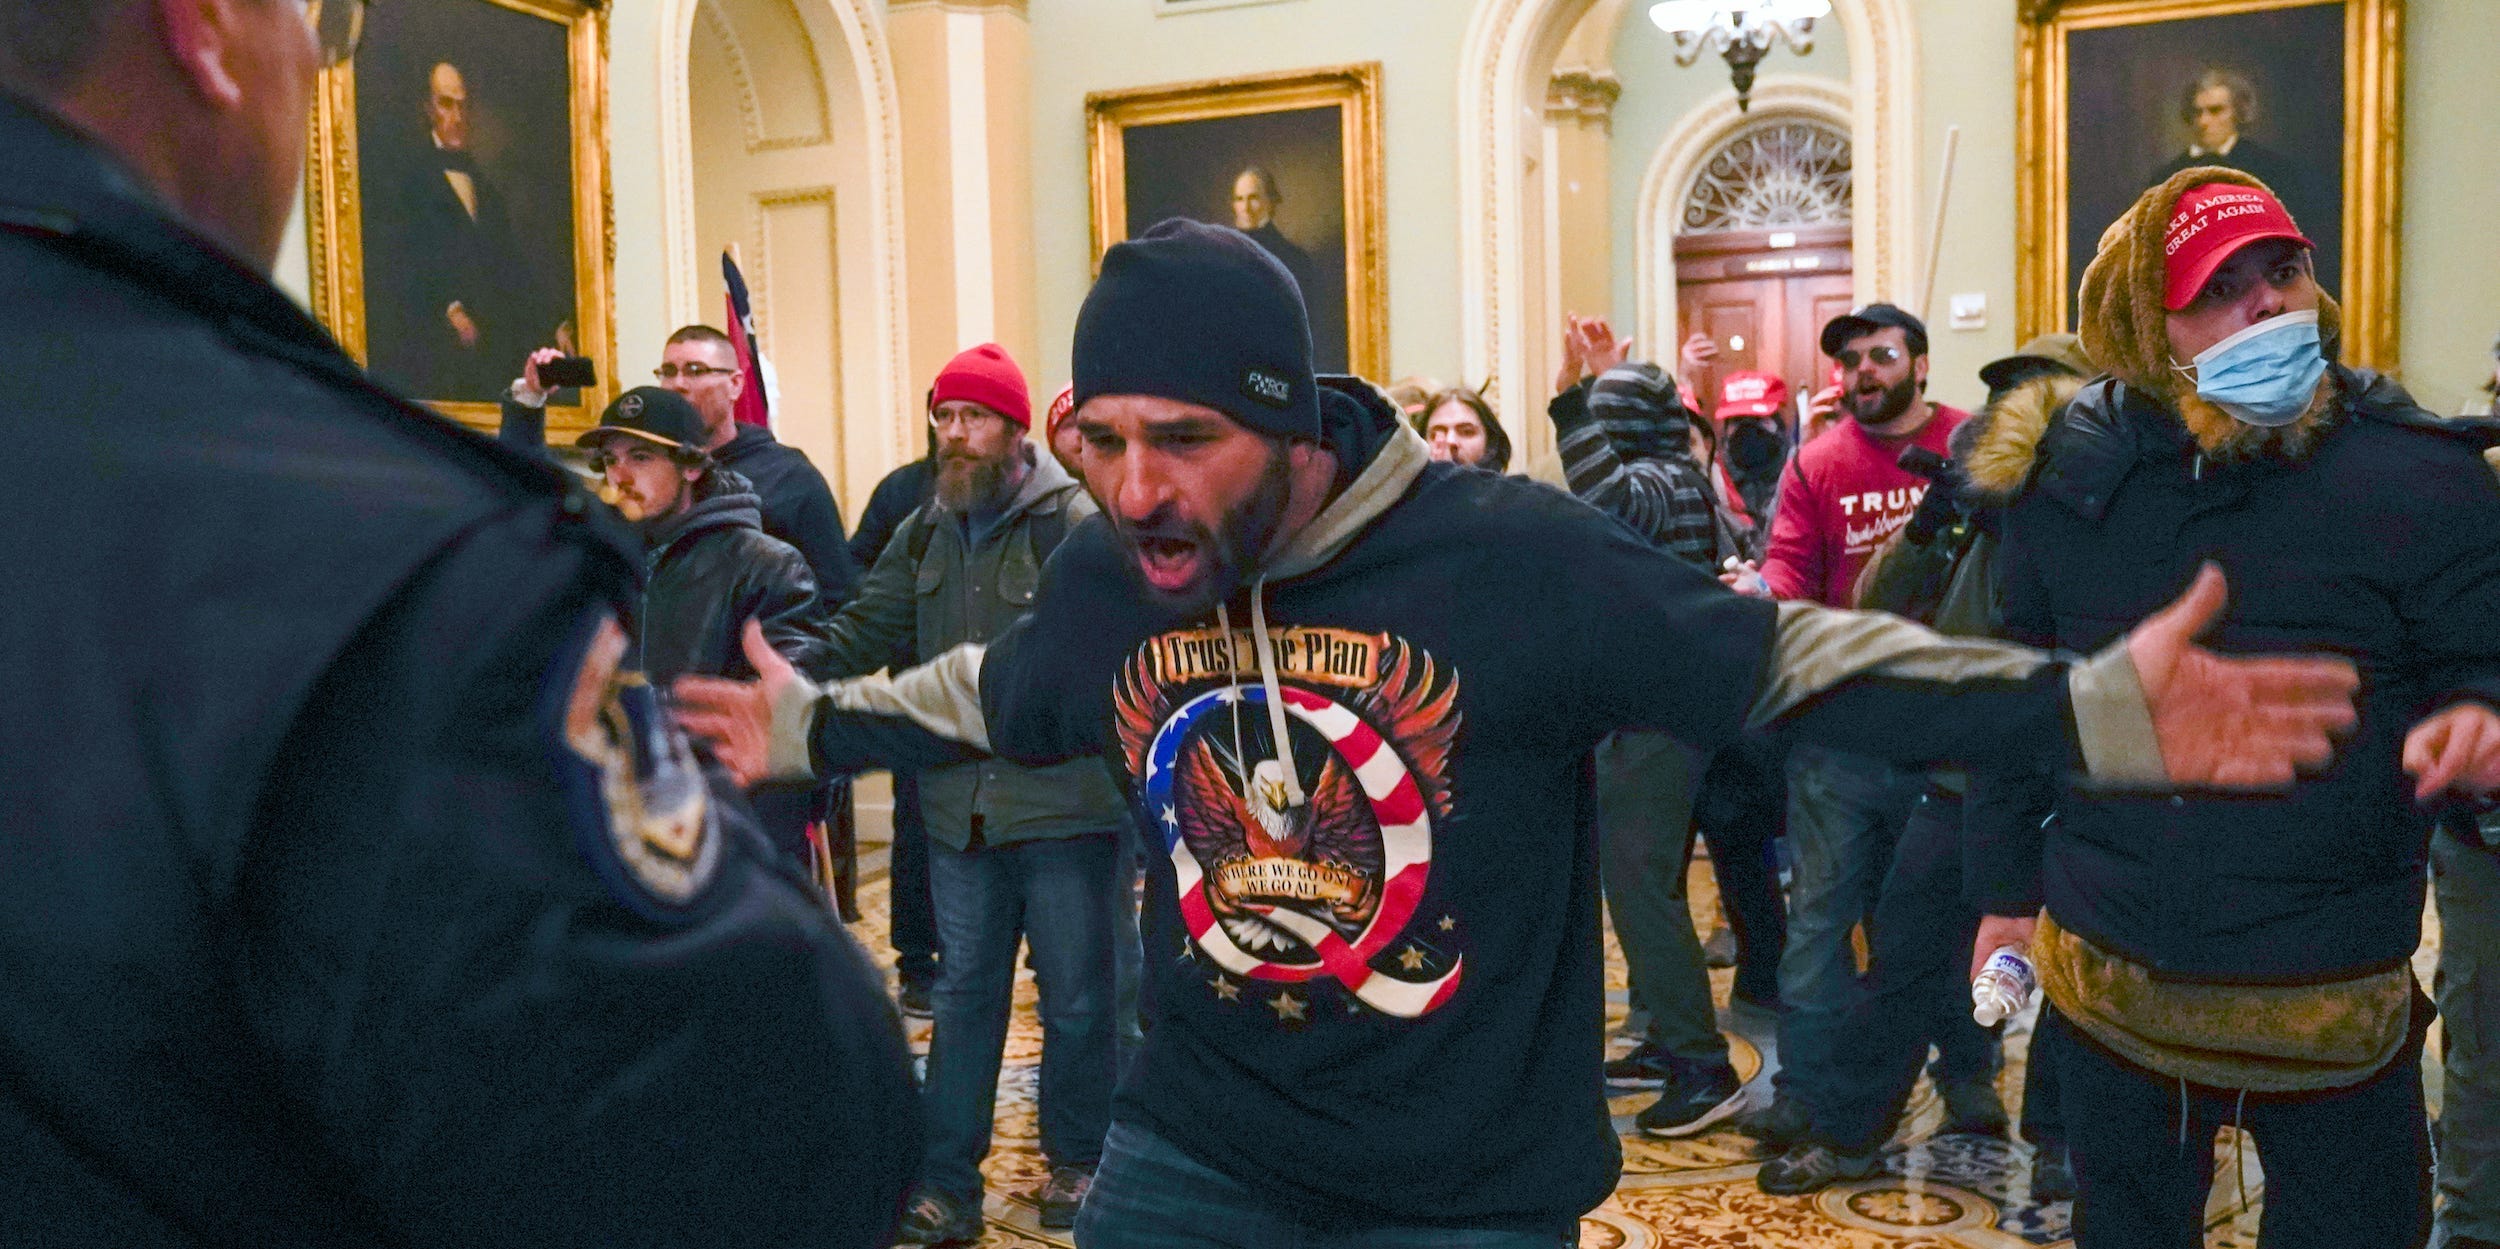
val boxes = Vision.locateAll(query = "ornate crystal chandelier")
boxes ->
[1648,0,1831,112]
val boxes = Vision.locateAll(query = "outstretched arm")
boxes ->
[674,621,985,786]
[1577,513,2357,791]
[1760,565,2357,788]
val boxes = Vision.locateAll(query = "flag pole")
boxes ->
[1917,125,1961,324]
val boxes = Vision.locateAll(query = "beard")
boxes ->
[1108,443,1294,613]
[935,448,1014,513]
[1846,373,1917,427]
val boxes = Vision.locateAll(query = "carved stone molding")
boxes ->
[657,0,912,464]
[1459,0,1916,442]
[1633,76,1855,354]
[1545,69,1623,124]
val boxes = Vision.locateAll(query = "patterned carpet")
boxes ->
[842,779,2445,1247]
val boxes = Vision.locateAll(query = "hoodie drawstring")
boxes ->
[1214,587,1306,812]
[1250,581,1306,809]
[1216,604,1251,807]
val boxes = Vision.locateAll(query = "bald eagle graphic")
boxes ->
[1174,725,1383,956]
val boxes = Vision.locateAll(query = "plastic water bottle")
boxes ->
[1971,945,2039,1027]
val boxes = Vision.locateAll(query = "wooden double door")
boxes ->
[1673,224,1855,422]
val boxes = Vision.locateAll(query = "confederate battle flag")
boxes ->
[721,250,773,429]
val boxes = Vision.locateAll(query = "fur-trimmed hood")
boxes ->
[2078,166,2343,462]
[1955,372,2084,505]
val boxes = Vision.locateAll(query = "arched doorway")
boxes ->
[1635,81,1856,410]
[1456,0,1918,436]
[656,0,910,516]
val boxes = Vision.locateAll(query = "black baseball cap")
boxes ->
[1978,332,2094,393]
[575,386,707,454]
[1820,302,1929,358]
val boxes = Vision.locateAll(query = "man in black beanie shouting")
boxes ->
[674,219,2453,1245]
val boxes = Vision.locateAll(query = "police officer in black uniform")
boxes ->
[0,3,917,1245]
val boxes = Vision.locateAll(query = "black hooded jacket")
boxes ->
[0,90,916,1247]
[799,378,2166,1234]
[634,469,831,686]
[1967,369,2500,984]
[714,424,859,609]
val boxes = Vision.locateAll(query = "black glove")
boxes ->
[1902,464,1969,545]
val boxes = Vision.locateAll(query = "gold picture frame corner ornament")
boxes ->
[304,0,618,437]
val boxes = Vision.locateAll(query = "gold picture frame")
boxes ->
[2016,0,2401,369]
[1087,63,1387,381]
[307,0,615,435]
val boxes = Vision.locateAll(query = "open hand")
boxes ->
[1580,316,1629,377]
[672,619,798,788]
[1553,315,1587,395]
[2127,564,2359,789]
[2403,701,2500,803]
[1679,330,1720,373]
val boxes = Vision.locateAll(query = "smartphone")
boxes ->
[539,355,597,389]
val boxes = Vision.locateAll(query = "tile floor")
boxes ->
[840,780,2446,1248]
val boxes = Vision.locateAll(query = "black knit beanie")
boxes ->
[1071,218,1322,442]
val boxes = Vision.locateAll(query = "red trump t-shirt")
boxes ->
[1759,405,1968,607]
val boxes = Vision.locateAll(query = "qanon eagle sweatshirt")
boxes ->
[799,386,2137,1235]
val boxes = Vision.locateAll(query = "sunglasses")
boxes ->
[1834,345,1906,370]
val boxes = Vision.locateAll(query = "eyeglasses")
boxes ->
[301,0,369,69]
[929,408,1005,432]
[1834,345,1906,370]
[654,362,738,381]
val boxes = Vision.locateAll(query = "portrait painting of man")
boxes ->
[2061,2,2346,320]
[1122,110,1351,373]
[353,0,579,405]
[1089,65,1384,379]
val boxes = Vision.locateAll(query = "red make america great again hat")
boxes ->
[2161,182,2312,311]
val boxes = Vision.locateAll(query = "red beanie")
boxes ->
[930,343,1031,429]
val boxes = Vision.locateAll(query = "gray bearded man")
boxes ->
[794,343,1126,1245]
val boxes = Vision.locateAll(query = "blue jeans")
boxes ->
[1772,746,1991,1120]
[1075,1120,1579,1248]
[2436,825,2500,1248]
[1812,790,2025,1153]
[923,830,1121,1203]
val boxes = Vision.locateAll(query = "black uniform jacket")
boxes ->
[1967,371,2500,984]
[0,93,916,1247]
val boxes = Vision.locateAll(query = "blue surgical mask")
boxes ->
[2173,310,2327,428]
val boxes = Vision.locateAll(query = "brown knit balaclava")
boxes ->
[2076,166,2342,460]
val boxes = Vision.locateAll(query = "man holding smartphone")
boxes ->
[506,334,864,885]
[505,334,859,611]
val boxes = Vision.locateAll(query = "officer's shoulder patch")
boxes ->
[554,615,722,920]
